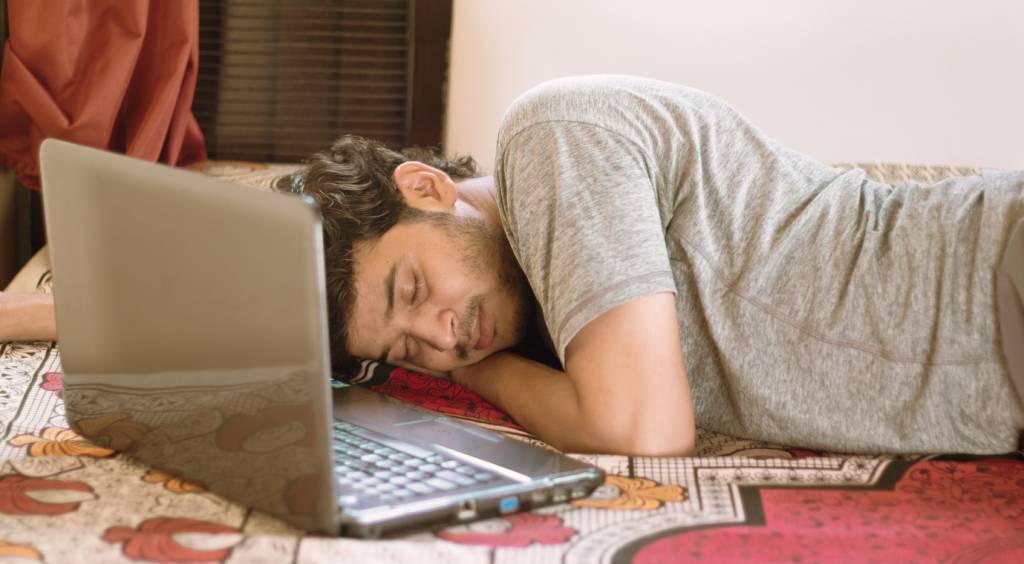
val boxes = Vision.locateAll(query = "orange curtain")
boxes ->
[0,0,207,190]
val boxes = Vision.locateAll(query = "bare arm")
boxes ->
[452,292,695,456]
[0,292,57,342]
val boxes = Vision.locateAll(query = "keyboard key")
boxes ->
[473,472,495,482]
[406,471,429,480]
[454,466,476,475]
[389,453,411,462]
[407,482,434,495]
[441,460,460,469]
[402,458,421,467]
[426,478,456,491]
[389,476,411,485]
[376,459,398,469]
[393,489,414,498]
[437,470,476,486]
[346,462,374,473]
[360,453,383,463]
[425,454,445,464]
[420,464,441,473]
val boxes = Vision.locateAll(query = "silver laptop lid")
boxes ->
[39,139,339,533]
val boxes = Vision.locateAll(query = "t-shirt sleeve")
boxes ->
[496,121,677,367]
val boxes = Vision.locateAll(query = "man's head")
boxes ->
[280,136,533,375]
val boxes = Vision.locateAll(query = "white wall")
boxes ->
[445,0,1024,171]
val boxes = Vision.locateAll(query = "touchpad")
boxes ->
[391,416,503,445]
[333,385,503,449]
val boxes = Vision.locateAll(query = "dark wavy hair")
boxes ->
[274,135,478,375]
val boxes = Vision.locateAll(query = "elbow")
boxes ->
[581,419,696,457]
[625,431,696,457]
[615,407,696,457]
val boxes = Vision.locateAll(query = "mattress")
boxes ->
[1,161,1020,562]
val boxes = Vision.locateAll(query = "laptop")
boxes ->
[39,139,604,537]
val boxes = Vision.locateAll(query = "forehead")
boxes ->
[349,220,442,296]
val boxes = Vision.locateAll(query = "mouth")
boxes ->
[473,305,493,350]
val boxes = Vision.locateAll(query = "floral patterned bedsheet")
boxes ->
[2,340,1023,562]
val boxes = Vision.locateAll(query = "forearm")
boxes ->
[453,296,695,456]
[453,352,637,454]
[453,353,593,452]
[0,293,57,342]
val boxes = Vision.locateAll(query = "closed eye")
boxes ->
[411,271,425,306]
[402,270,425,361]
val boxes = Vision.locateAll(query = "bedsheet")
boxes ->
[1,161,1021,563]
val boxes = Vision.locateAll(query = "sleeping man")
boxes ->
[3,76,1023,455]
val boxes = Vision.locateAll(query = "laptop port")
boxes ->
[498,496,520,514]
[551,490,568,503]
[530,491,547,505]
[456,499,477,520]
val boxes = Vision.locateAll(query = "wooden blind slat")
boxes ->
[195,0,449,162]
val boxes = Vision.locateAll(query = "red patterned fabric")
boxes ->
[367,367,523,429]
[102,517,240,562]
[0,475,94,515]
[0,0,206,189]
[627,458,1024,563]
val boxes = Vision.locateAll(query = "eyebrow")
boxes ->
[377,261,399,363]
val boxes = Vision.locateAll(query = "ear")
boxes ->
[393,161,457,213]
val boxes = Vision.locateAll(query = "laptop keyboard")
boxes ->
[332,420,498,505]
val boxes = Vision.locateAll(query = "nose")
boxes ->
[410,307,458,352]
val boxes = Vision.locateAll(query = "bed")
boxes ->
[0,161,1020,563]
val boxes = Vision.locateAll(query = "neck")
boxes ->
[453,176,500,229]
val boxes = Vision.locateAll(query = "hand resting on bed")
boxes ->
[0,292,57,342]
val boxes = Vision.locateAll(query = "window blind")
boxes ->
[194,0,451,163]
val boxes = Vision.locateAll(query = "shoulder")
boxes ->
[497,75,721,150]
[499,76,661,137]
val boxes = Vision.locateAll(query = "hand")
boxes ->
[0,292,57,342]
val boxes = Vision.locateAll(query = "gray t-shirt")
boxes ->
[494,75,1024,454]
